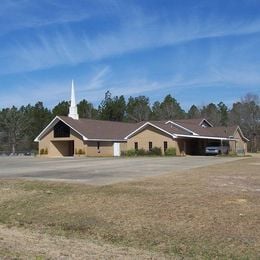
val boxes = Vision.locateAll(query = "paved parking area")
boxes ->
[0,156,242,185]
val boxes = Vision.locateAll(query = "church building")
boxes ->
[35,82,248,157]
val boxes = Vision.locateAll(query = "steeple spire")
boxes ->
[68,80,79,120]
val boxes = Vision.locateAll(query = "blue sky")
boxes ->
[0,0,260,110]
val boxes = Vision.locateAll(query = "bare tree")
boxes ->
[230,93,260,152]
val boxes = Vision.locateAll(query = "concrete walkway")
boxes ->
[0,156,243,185]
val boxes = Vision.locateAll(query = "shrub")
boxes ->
[228,151,237,156]
[44,148,48,155]
[75,148,85,155]
[121,151,126,156]
[40,148,45,155]
[148,147,162,156]
[78,148,85,155]
[136,148,146,156]
[165,147,176,156]
[126,149,136,156]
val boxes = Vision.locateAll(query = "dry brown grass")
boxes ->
[0,156,259,259]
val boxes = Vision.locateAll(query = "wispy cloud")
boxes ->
[0,0,107,35]
[1,64,259,109]
[2,3,260,75]
[1,1,260,110]
[84,66,111,91]
[0,82,67,108]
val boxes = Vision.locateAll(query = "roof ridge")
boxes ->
[59,116,138,125]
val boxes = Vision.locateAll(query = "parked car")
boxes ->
[205,142,229,155]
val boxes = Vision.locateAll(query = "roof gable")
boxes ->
[199,119,213,127]
[34,116,88,142]
[124,122,177,139]
[232,126,250,142]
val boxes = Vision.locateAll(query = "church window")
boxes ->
[54,121,70,138]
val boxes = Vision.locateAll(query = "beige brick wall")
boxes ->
[127,125,180,155]
[38,129,85,157]
[86,141,114,156]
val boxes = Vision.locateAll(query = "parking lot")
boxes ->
[0,156,243,185]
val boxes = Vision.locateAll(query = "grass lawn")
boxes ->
[0,156,259,259]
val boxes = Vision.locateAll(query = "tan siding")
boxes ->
[229,140,236,153]
[86,141,114,156]
[120,142,127,153]
[39,125,127,157]
[127,125,180,155]
[39,130,52,155]
[229,130,247,154]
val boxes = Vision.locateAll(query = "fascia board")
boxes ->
[175,134,236,141]
[34,116,60,142]
[236,126,250,142]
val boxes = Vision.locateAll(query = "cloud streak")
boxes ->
[1,0,260,110]
[2,3,260,75]
[0,0,114,36]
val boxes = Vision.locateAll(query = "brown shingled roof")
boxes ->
[195,125,238,138]
[150,121,192,135]
[167,119,242,139]
[36,116,245,142]
[58,117,241,140]
[59,116,140,140]
[175,118,206,125]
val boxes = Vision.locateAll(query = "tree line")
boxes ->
[0,91,259,153]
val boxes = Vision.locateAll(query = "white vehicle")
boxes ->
[205,142,229,155]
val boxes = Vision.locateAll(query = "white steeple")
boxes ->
[68,79,79,120]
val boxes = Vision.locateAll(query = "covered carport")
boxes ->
[181,138,208,155]
[180,137,226,155]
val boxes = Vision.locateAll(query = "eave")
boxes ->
[175,134,237,141]
[165,120,198,135]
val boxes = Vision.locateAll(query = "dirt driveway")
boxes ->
[0,156,243,185]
